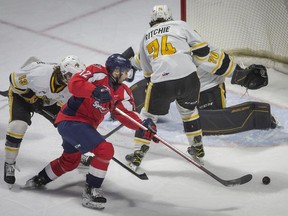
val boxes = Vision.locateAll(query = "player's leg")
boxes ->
[57,121,112,209]
[4,90,31,187]
[176,73,205,159]
[25,121,111,209]
[126,81,168,170]
[199,83,226,110]
[83,140,114,209]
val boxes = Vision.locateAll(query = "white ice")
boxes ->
[0,1,288,216]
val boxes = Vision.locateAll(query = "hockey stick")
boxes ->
[112,156,148,180]
[114,107,252,187]
[100,122,148,180]
[103,124,123,139]
[88,123,148,180]
[0,90,8,97]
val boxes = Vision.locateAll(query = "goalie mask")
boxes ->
[60,55,86,84]
[149,5,173,27]
[105,54,131,84]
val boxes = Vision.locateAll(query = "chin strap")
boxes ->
[108,75,120,91]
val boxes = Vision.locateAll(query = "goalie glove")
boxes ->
[231,64,268,90]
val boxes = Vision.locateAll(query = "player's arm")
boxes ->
[111,85,142,130]
[188,26,268,89]
[9,72,39,103]
[68,64,107,98]
[184,21,237,78]
[192,44,268,90]
[191,43,237,78]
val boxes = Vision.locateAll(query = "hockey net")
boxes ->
[181,0,288,74]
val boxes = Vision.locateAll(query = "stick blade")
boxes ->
[137,172,149,180]
[222,174,253,187]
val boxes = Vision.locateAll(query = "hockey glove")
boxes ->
[244,64,268,89]
[92,85,112,103]
[32,98,44,113]
[136,118,159,143]
[231,64,268,90]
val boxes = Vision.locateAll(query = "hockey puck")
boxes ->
[262,176,270,185]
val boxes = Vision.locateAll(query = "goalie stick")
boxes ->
[114,107,253,187]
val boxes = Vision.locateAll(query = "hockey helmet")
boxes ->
[60,55,86,84]
[149,5,173,27]
[105,54,131,75]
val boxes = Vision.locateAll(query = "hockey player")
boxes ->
[125,5,269,169]
[25,54,157,210]
[4,55,86,188]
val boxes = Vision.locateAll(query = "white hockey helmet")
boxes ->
[149,5,173,27]
[60,55,86,84]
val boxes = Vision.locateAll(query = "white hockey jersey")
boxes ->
[132,51,225,92]
[10,61,70,107]
[138,20,237,86]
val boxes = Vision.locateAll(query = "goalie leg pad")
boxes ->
[200,102,272,135]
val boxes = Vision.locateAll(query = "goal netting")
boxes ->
[181,0,288,73]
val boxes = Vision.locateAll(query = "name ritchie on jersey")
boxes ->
[146,26,170,40]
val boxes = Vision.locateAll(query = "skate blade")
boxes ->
[7,184,13,190]
[82,198,105,210]
[22,181,45,190]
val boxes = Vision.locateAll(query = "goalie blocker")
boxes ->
[131,79,276,135]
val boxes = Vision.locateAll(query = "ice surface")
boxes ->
[0,1,288,216]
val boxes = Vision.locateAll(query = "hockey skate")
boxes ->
[82,184,106,210]
[187,135,205,165]
[125,145,150,171]
[4,162,16,189]
[25,174,48,189]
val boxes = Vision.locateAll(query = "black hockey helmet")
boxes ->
[105,54,131,75]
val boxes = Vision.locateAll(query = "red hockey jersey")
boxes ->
[55,64,141,130]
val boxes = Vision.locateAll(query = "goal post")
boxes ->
[180,0,288,73]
